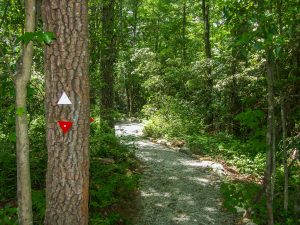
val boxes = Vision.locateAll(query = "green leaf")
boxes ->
[8,132,16,142]
[43,32,56,45]
[17,31,56,45]
[35,31,45,44]
[16,107,25,116]
[17,32,35,44]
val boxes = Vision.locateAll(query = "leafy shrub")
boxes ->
[143,97,203,138]
[0,116,138,225]
[89,120,139,224]
[0,148,16,202]
[234,109,266,154]
[0,205,17,225]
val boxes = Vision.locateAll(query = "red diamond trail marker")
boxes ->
[58,121,73,134]
[90,117,94,123]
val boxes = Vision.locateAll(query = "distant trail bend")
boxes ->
[116,122,235,225]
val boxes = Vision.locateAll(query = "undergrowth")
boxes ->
[0,117,139,225]
[143,111,300,225]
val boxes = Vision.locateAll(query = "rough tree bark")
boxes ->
[42,0,90,224]
[14,0,35,224]
[100,0,116,128]
[201,0,213,128]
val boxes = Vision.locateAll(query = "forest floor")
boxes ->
[115,122,237,225]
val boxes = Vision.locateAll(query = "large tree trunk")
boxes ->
[100,0,116,128]
[42,1,90,224]
[201,0,213,128]
[14,0,35,224]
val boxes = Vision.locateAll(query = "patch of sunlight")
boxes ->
[141,188,171,198]
[172,213,190,222]
[178,195,195,206]
[155,203,165,208]
[178,159,225,175]
[115,123,144,137]
[204,207,217,212]
[139,156,163,163]
[187,177,209,185]
[136,141,154,147]
[168,176,179,180]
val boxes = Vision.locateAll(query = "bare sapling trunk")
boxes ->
[201,0,213,128]
[280,94,288,211]
[265,52,275,225]
[14,0,36,224]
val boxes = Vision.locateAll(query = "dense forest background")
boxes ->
[0,0,299,224]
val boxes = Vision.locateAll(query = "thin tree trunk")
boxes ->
[42,0,90,224]
[201,0,213,128]
[229,55,241,136]
[182,1,187,61]
[280,94,288,211]
[117,0,123,51]
[14,0,35,224]
[132,0,138,47]
[100,0,116,128]
[265,51,275,225]
[276,0,288,212]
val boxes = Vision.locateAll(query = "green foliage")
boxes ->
[234,109,266,153]
[17,31,56,45]
[0,114,139,225]
[186,132,266,176]
[235,109,265,130]
[221,165,300,225]
[89,121,139,224]
[0,0,299,224]
[143,97,203,138]
[16,107,25,116]
[0,205,18,225]
[221,180,267,223]
[32,190,45,224]
[0,148,16,202]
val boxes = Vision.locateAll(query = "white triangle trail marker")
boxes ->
[57,92,72,105]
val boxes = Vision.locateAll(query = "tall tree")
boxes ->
[14,0,35,224]
[201,0,213,127]
[276,0,288,212]
[100,0,116,127]
[265,49,276,225]
[42,0,90,224]
[182,1,187,61]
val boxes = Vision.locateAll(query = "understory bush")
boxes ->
[89,120,139,225]
[143,96,203,138]
[144,110,300,224]
[0,117,139,225]
[221,165,300,225]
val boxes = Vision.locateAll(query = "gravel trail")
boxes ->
[115,122,235,225]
